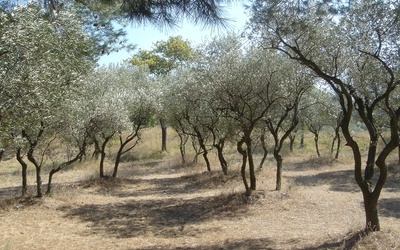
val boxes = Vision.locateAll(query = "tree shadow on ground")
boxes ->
[290,169,359,192]
[0,186,21,200]
[301,230,366,250]
[132,230,368,250]
[86,171,235,198]
[60,192,248,239]
[119,158,205,177]
[286,156,334,171]
[291,169,400,219]
[132,237,279,250]
[118,160,168,176]
[379,198,400,219]
[291,167,400,194]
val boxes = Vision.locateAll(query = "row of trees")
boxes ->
[160,36,314,194]
[0,0,234,196]
[129,35,346,192]
[1,0,399,234]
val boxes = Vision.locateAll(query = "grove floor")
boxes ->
[0,155,399,249]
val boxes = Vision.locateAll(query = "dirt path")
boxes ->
[0,158,399,249]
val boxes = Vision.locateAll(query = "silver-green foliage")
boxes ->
[0,3,95,143]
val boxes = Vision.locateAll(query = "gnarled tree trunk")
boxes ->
[214,139,228,175]
[237,138,251,196]
[99,133,114,178]
[16,148,28,196]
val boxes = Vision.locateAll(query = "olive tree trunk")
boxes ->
[16,148,28,196]
[259,130,268,169]
[237,138,251,196]
[112,131,140,178]
[99,133,114,178]
[160,118,167,152]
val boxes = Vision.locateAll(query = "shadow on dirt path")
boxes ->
[130,230,367,250]
[290,168,400,220]
[61,173,248,238]
[60,191,247,239]
[84,171,238,198]
[290,169,359,192]
[57,167,377,249]
[133,237,279,250]
[290,168,400,193]
[380,198,400,219]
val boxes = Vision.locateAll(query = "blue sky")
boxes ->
[98,2,251,66]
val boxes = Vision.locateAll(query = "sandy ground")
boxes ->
[0,155,399,250]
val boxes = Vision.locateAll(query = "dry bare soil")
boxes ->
[0,154,399,250]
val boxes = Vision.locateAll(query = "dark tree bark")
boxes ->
[193,126,211,172]
[234,117,271,194]
[244,131,256,191]
[191,135,200,163]
[265,92,303,191]
[331,115,342,160]
[99,132,114,178]
[0,148,4,162]
[22,123,46,198]
[91,136,101,160]
[34,164,42,197]
[46,149,85,194]
[314,134,320,157]
[267,117,299,191]
[398,142,400,165]
[274,150,283,191]
[237,138,251,196]
[202,148,211,172]
[209,126,228,174]
[334,130,341,160]
[112,128,141,178]
[214,139,228,175]
[177,133,188,164]
[16,148,28,196]
[308,123,322,157]
[259,129,268,169]
[288,132,296,153]
[329,79,396,233]
[160,118,167,152]
[173,118,190,164]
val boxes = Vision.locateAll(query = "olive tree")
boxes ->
[78,64,155,178]
[198,35,282,195]
[249,0,400,231]
[45,104,90,194]
[0,3,95,197]
[264,61,312,191]
[111,65,156,177]
[300,88,332,157]
[162,69,216,172]
[129,36,194,152]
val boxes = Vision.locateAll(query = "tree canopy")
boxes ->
[128,36,194,75]
[2,0,237,27]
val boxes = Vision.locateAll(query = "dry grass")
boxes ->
[0,129,399,250]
